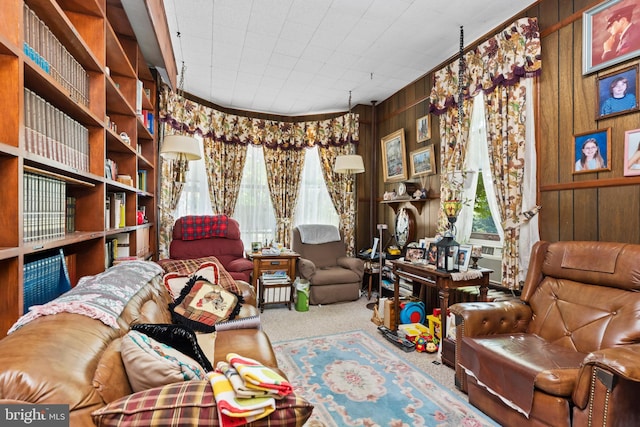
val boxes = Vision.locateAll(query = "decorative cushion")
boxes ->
[170,276,243,333]
[157,257,241,296]
[91,380,314,427]
[131,323,213,372]
[162,262,220,300]
[121,330,207,393]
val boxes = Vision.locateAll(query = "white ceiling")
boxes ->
[163,0,537,116]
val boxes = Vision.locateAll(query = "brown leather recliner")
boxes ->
[450,240,640,427]
[292,225,364,305]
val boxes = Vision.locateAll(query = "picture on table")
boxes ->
[405,247,426,263]
[596,65,639,119]
[583,0,640,74]
[573,128,611,174]
[456,245,472,271]
[624,127,640,176]
[427,242,438,266]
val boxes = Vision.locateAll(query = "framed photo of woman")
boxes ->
[573,128,611,174]
[624,128,640,176]
[381,129,407,182]
[583,0,640,75]
[596,65,639,120]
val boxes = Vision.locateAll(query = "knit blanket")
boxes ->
[8,261,163,334]
[298,224,341,244]
[180,215,230,240]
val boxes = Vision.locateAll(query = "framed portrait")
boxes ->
[573,128,611,174]
[416,114,431,142]
[405,247,426,263]
[426,242,438,266]
[583,0,640,75]
[381,129,407,182]
[410,144,436,177]
[596,65,639,119]
[624,128,640,176]
[456,245,472,271]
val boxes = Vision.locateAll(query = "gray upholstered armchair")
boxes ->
[292,225,364,305]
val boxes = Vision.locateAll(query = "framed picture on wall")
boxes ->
[583,0,640,75]
[573,128,611,174]
[596,65,639,119]
[624,128,640,176]
[381,129,407,182]
[416,114,431,142]
[410,144,436,177]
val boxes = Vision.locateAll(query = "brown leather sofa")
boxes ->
[450,240,640,427]
[0,261,278,426]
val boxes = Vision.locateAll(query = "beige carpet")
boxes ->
[259,293,468,401]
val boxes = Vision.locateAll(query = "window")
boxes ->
[471,173,500,242]
[175,141,339,251]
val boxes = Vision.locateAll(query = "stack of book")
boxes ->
[261,270,290,285]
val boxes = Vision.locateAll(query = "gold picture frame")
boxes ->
[381,129,407,182]
[416,114,431,142]
[410,144,436,177]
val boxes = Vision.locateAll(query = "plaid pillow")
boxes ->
[157,257,241,296]
[92,380,314,427]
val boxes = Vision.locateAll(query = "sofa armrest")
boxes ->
[573,345,640,409]
[297,258,316,279]
[337,256,364,278]
[449,300,532,337]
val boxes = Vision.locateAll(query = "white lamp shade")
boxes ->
[334,154,365,174]
[160,135,202,160]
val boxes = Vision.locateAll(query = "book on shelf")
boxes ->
[23,172,66,242]
[137,170,148,192]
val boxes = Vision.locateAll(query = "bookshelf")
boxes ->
[0,0,171,335]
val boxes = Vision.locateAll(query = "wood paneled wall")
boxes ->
[356,0,640,247]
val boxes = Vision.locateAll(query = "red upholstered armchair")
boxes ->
[169,215,253,283]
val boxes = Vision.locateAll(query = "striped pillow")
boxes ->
[92,380,313,427]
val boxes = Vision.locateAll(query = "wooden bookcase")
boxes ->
[0,0,165,335]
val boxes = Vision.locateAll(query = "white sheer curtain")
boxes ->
[457,92,504,244]
[175,142,340,252]
[232,145,277,251]
[173,135,214,218]
[294,147,339,228]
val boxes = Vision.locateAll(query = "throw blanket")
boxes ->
[226,353,293,396]
[207,371,276,427]
[298,224,341,244]
[8,261,163,334]
[180,215,229,240]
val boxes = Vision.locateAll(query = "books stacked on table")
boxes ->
[261,270,291,284]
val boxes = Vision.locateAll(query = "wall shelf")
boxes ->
[380,194,440,215]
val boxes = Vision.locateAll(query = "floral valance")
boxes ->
[429,17,541,115]
[159,86,359,150]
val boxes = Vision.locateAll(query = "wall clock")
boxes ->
[394,208,416,249]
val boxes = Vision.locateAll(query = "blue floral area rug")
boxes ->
[273,330,498,427]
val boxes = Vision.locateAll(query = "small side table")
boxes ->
[258,278,294,312]
[248,252,299,293]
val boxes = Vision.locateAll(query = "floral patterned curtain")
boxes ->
[485,82,528,289]
[318,144,356,255]
[429,17,541,290]
[202,136,247,215]
[263,147,305,247]
[158,88,359,254]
